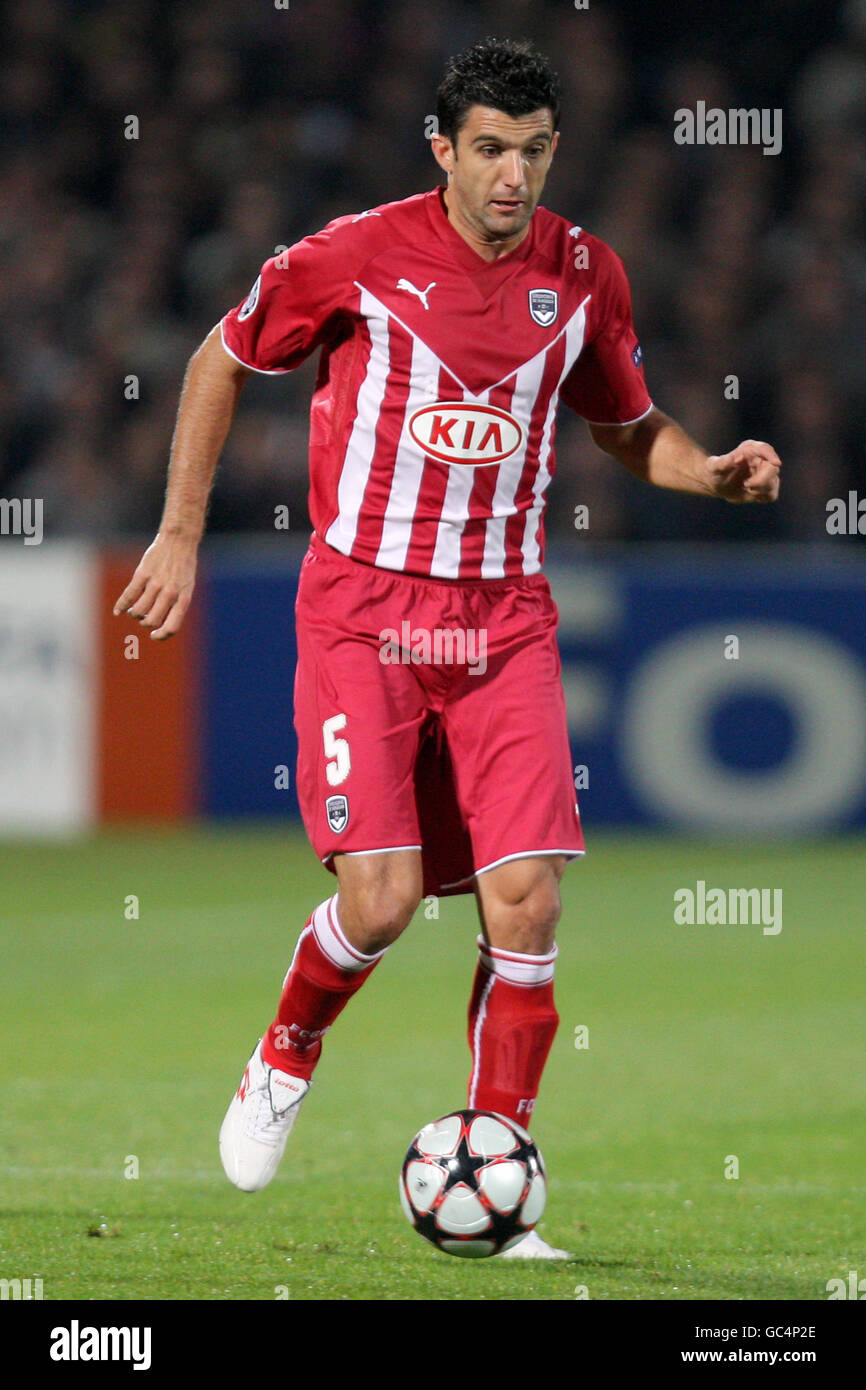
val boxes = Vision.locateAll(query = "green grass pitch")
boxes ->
[1,826,864,1301]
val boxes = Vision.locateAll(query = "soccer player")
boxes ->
[115,38,780,1258]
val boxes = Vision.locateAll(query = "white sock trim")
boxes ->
[476,935,558,986]
[468,971,495,1107]
[311,895,387,973]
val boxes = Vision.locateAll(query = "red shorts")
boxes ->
[293,534,584,897]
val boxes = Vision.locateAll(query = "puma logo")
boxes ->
[397,278,437,310]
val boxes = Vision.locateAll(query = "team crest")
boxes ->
[528,288,558,326]
[325,794,349,833]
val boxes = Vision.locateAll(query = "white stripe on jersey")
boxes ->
[324,286,391,555]
[375,331,445,572]
[521,296,590,572]
[429,386,491,579]
[478,310,585,578]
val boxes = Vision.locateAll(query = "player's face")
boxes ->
[433,106,558,248]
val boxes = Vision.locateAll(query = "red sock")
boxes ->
[262,895,386,1080]
[467,937,559,1126]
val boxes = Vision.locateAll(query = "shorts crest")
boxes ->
[326,794,349,833]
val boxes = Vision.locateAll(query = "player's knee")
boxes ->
[481,861,563,954]
[335,855,423,953]
[514,879,561,948]
[344,884,421,952]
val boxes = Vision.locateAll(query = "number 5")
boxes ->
[323,713,351,786]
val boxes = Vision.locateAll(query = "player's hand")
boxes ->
[703,440,781,503]
[113,532,198,640]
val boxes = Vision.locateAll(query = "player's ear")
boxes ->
[430,134,455,175]
[550,131,560,159]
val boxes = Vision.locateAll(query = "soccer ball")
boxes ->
[399,1109,547,1257]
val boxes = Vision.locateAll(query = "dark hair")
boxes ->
[436,37,561,143]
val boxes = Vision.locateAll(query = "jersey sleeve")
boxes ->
[559,245,653,425]
[220,220,357,374]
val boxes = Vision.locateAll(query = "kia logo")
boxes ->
[408,402,523,466]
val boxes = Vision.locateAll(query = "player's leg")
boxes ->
[261,847,422,1080]
[434,573,580,1258]
[471,853,573,1259]
[220,540,429,1191]
[434,573,581,1127]
[220,850,422,1193]
[467,854,566,1127]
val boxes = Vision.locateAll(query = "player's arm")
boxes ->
[113,326,250,640]
[589,407,781,503]
[115,218,360,638]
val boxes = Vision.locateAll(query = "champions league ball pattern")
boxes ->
[399,1110,547,1258]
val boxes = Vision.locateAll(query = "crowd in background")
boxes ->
[1,0,864,544]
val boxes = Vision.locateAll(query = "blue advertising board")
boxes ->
[548,547,866,833]
[199,555,300,819]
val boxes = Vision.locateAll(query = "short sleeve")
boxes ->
[220,224,354,374]
[560,248,653,425]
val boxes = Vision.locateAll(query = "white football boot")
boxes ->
[219,1039,310,1191]
[498,1229,571,1259]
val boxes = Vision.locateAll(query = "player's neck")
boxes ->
[441,187,531,263]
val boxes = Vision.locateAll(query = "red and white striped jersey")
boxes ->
[220,187,652,580]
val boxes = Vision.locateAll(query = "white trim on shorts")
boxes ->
[440,847,585,892]
[321,844,422,866]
